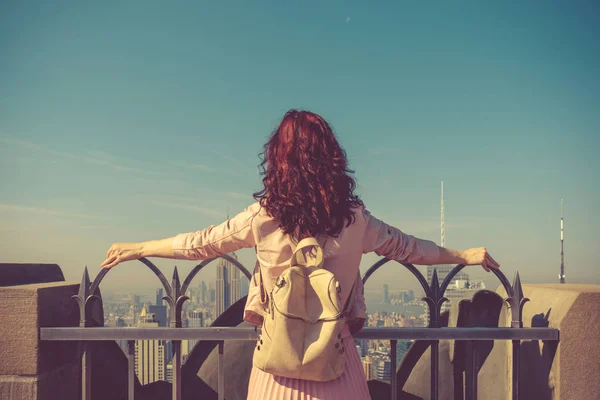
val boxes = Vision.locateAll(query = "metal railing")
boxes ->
[40,256,559,400]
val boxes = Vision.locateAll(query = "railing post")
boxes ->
[82,344,92,400]
[218,341,225,400]
[127,340,135,400]
[72,267,93,400]
[507,272,528,400]
[424,269,444,400]
[166,267,186,400]
[390,340,397,400]
[430,340,439,400]
[172,340,182,400]
[512,340,520,400]
[465,340,477,400]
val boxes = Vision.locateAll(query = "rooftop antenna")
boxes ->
[559,199,566,284]
[441,181,445,247]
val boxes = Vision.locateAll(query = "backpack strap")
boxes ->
[252,247,267,305]
[290,237,324,268]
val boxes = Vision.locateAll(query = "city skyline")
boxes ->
[1,1,598,292]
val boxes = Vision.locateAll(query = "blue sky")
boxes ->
[1,1,598,296]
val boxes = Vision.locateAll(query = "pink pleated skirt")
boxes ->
[246,328,370,400]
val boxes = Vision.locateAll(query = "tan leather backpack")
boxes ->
[252,237,356,381]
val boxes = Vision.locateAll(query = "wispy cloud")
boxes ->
[211,149,247,167]
[1,134,164,175]
[0,203,105,220]
[170,153,252,178]
[223,191,252,201]
[149,201,223,218]
[168,160,215,173]
[366,147,390,156]
[346,17,351,23]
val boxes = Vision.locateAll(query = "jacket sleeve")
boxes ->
[172,205,258,260]
[361,208,440,265]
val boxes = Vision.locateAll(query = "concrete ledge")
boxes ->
[0,264,64,287]
[495,284,600,400]
[0,362,78,400]
[0,282,79,375]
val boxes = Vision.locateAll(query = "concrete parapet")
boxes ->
[0,362,78,400]
[0,282,80,376]
[0,264,65,287]
[496,284,600,400]
[399,284,599,400]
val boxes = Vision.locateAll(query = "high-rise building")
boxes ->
[383,284,389,304]
[216,258,229,317]
[131,294,141,324]
[187,309,204,354]
[215,251,241,317]
[240,277,249,298]
[209,285,215,304]
[115,317,128,355]
[166,363,173,383]
[156,288,163,306]
[363,356,373,380]
[135,306,166,385]
[200,281,208,304]
[372,356,392,381]
[357,339,368,357]
[229,255,241,306]
[149,305,167,327]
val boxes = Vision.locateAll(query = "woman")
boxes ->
[101,109,500,399]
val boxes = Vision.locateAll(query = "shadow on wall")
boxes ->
[519,309,557,400]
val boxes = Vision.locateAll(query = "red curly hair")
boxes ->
[253,110,363,239]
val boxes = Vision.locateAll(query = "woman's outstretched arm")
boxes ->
[100,238,180,269]
[101,204,259,269]
[362,208,500,272]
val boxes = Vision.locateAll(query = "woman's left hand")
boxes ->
[101,242,143,269]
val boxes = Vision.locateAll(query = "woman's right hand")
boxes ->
[461,248,500,272]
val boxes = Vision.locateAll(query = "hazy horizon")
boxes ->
[2,1,598,293]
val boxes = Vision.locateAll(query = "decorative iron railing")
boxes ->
[40,257,559,400]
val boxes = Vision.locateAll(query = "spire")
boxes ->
[441,181,445,248]
[560,199,565,284]
[140,304,147,317]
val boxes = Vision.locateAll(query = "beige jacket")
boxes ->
[172,202,440,331]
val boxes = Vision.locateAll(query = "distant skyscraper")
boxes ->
[240,277,249,298]
[363,356,373,380]
[215,251,241,316]
[372,357,392,381]
[229,257,241,306]
[559,199,566,284]
[216,258,229,317]
[383,284,389,304]
[149,305,167,327]
[187,309,204,354]
[131,294,141,324]
[135,306,166,385]
[156,288,163,306]
[200,280,208,304]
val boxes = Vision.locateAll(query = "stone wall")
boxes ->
[0,281,80,400]
[401,284,600,400]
